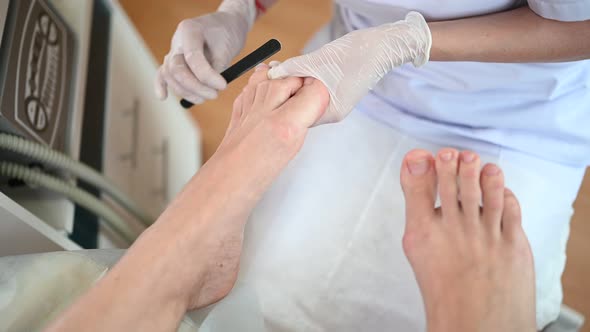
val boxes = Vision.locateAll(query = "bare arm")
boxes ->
[429,6,590,62]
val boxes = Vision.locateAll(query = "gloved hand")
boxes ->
[268,12,432,125]
[155,0,257,105]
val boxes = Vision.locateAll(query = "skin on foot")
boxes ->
[169,65,329,309]
[400,148,536,332]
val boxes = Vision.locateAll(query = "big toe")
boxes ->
[401,149,437,228]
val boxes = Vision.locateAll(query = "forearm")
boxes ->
[429,6,590,62]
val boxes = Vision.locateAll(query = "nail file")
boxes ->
[180,39,282,109]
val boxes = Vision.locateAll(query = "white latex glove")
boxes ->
[268,12,432,125]
[155,0,257,105]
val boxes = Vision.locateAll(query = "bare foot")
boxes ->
[400,148,536,332]
[152,65,329,310]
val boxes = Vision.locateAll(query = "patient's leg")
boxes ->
[400,148,536,332]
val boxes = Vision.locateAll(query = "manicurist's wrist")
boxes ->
[426,21,456,62]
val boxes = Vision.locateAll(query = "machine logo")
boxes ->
[15,0,67,146]
[25,13,60,131]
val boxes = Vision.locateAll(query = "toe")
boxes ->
[480,163,505,233]
[501,188,523,238]
[435,148,460,218]
[458,151,481,219]
[400,149,437,229]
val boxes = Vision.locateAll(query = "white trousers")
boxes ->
[191,111,586,331]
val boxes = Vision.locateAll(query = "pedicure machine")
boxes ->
[0,0,201,253]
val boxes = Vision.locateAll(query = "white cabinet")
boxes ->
[0,0,201,254]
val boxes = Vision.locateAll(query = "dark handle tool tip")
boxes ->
[180,99,194,109]
[179,38,282,109]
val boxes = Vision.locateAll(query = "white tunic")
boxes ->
[335,0,590,167]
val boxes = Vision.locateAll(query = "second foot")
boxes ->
[400,148,536,332]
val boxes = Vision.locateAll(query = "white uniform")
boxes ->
[339,0,590,167]
[190,1,590,331]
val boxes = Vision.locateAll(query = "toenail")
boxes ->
[440,151,454,162]
[255,63,269,72]
[462,152,475,163]
[408,158,430,176]
[484,165,501,176]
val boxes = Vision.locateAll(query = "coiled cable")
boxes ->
[0,161,136,244]
[0,133,154,225]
